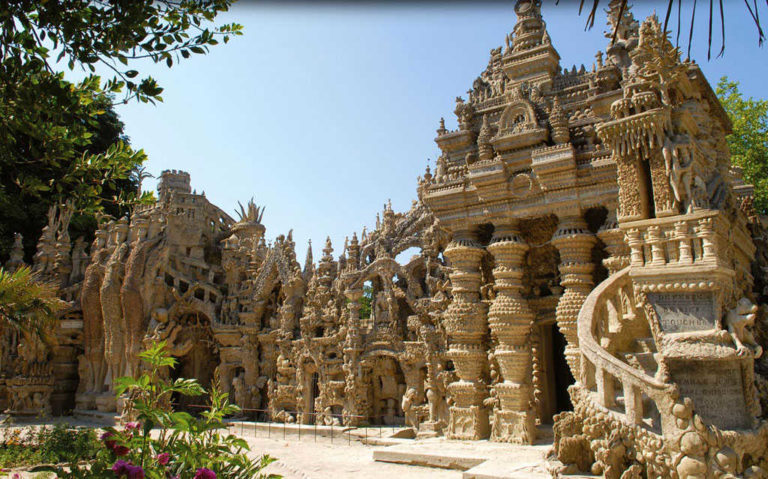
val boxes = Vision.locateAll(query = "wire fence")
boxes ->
[177,404,406,446]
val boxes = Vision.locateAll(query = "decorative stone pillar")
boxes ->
[342,287,364,426]
[552,215,596,376]
[442,230,489,440]
[487,223,536,444]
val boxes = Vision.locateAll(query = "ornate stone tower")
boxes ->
[157,169,192,202]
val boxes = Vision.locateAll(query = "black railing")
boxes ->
[176,404,405,445]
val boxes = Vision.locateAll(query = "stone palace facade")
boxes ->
[3,1,768,477]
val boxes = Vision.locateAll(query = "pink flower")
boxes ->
[12,474,20,479]
[124,422,141,434]
[157,452,170,465]
[101,430,116,448]
[194,468,216,479]
[112,460,130,475]
[113,444,130,456]
[125,465,145,479]
[112,461,144,479]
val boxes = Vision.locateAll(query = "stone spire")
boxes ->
[322,236,333,262]
[605,0,639,43]
[550,96,570,144]
[478,115,494,161]
[512,0,546,52]
[348,232,360,268]
[304,239,313,273]
[502,0,559,83]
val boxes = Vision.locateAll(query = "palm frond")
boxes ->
[0,266,63,337]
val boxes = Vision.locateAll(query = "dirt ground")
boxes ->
[242,434,461,479]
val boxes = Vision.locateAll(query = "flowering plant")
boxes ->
[36,341,278,479]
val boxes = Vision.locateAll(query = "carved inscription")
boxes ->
[669,360,750,430]
[647,292,716,333]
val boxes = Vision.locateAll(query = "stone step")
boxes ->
[462,458,551,479]
[373,444,487,471]
[373,437,552,472]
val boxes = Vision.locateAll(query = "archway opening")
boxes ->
[551,324,574,416]
[538,322,575,424]
[367,356,406,425]
[169,312,219,414]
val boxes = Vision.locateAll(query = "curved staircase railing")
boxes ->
[577,267,674,431]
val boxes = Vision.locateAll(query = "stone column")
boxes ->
[552,215,596,377]
[596,210,630,275]
[343,287,363,426]
[443,230,489,440]
[487,223,536,444]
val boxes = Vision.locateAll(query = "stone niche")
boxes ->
[647,291,718,333]
[668,359,751,430]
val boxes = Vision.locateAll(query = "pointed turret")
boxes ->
[348,232,360,269]
[478,115,495,161]
[550,96,570,144]
[511,0,546,52]
[604,0,639,68]
[304,239,313,273]
[502,0,560,84]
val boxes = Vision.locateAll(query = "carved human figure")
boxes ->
[401,387,419,429]
[101,236,129,387]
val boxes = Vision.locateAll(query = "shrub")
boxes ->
[36,341,279,479]
[0,423,100,468]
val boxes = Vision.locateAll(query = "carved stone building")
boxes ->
[3,1,768,477]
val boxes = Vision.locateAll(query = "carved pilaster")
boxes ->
[597,210,630,275]
[443,230,489,440]
[487,223,535,444]
[552,215,596,376]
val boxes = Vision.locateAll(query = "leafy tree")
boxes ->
[0,1,242,262]
[716,77,768,215]
[359,283,373,319]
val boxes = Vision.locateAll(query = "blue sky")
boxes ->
[75,1,768,262]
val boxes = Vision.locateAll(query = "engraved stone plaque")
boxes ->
[669,360,750,430]
[647,291,717,333]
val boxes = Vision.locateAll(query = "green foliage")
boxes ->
[0,1,242,105]
[38,341,279,479]
[0,267,63,335]
[359,283,373,320]
[0,1,241,262]
[0,423,100,468]
[716,77,768,215]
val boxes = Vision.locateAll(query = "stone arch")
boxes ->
[167,309,219,413]
[498,100,538,132]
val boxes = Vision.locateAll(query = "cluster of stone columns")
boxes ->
[441,212,599,443]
